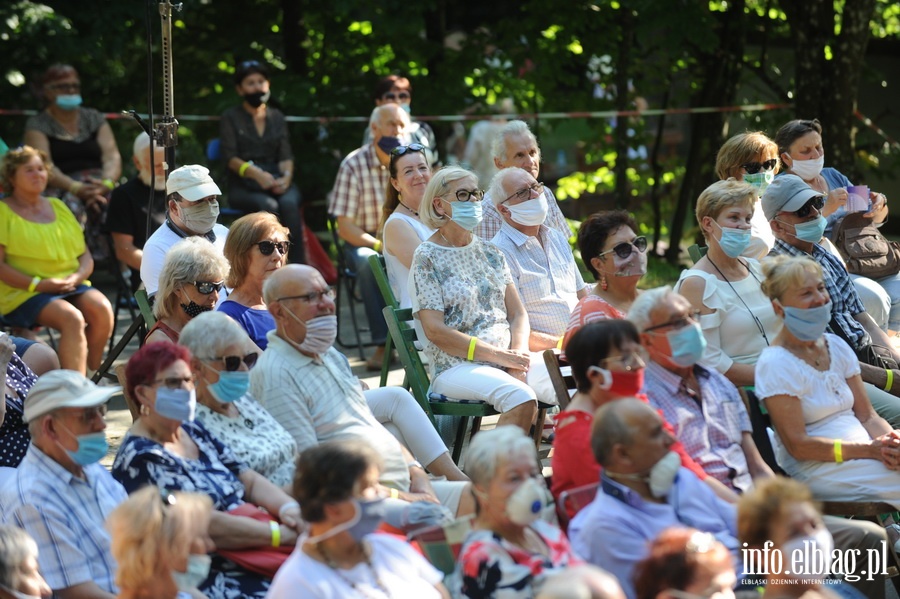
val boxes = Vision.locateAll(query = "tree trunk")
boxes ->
[613,8,635,210]
[281,0,306,75]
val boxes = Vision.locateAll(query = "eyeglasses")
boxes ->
[207,352,259,372]
[382,91,411,102]
[740,158,778,174]
[503,182,544,204]
[278,287,336,304]
[255,240,290,256]
[597,236,648,260]
[793,196,825,219]
[191,281,225,295]
[47,82,81,92]
[446,188,484,203]
[61,404,108,425]
[600,348,648,371]
[151,376,194,390]
[644,310,701,333]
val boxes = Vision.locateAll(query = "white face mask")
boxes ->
[788,155,825,180]
[780,526,834,583]
[281,307,337,356]
[608,450,680,498]
[505,193,548,227]
[171,553,211,592]
[177,200,219,233]
[505,477,552,526]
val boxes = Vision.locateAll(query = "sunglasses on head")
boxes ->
[239,60,261,69]
[213,352,259,371]
[192,281,225,295]
[382,91,411,102]
[598,236,648,260]
[741,158,778,174]
[255,240,290,256]
[390,143,426,166]
[794,196,825,219]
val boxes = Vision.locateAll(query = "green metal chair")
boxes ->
[687,244,708,264]
[367,253,399,388]
[135,287,156,329]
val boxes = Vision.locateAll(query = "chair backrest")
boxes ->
[135,287,156,328]
[556,481,599,532]
[743,387,785,476]
[407,515,475,576]
[382,305,437,425]
[688,244,708,264]
[327,215,352,276]
[543,349,575,411]
[368,253,399,309]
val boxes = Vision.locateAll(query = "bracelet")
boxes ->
[269,520,280,547]
[27,276,41,293]
[102,178,115,190]
[467,336,477,361]
[238,161,253,177]
[278,500,299,520]
[407,460,423,470]
[373,239,382,252]
[389,488,399,499]
[556,336,564,350]
[834,439,843,464]
[886,369,894,393]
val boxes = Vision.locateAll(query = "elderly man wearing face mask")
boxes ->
[140,164,229,297]
[568,399,739,599]
[489,167,590,404]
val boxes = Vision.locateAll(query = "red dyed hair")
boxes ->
[125,342,192,399]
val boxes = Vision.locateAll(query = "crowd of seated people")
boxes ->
[4,78,900,599]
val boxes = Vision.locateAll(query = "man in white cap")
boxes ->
[140,164,229,296]
[0,370,125,599]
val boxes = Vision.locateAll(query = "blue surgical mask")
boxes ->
[782,215,827,244]
[155,387,197,422]
[207,370,249,404]
[171,554,211,592]
[777,300,832,341]
[305,497,387,544]
[666,322,707,367]
[711,220,751,258]
[743,170,774,194]
[55,94,82,110]
[58,423,108,466]
[448,200,483,232]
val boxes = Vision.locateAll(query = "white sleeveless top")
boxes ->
[383,211,435,308]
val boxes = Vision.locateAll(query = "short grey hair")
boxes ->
[419,166,478,230]
[132,132,152,161]
[465,426,536,488]
[591,399,644,466]
[180,311,252,360]
[487,167,521,208]
[490,120,538,164]
[154,237,229,321]
[627,285,674,332]
[0,525,37,588]
[369,103,409,131]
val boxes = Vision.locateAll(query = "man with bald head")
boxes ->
[329,103,410,368]
[568,399,737,599]
[250,264,469,512]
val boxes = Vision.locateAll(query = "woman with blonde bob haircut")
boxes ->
[146,237,229,345]
[676,179,781,387]
[755,255,900,508]
[218,212,289,349]
[107,486,214,599]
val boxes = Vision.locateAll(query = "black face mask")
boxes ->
[377,136,402,153]
[181,301,212,318]
[243,91,270,108]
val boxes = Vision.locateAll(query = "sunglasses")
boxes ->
[644,310,701,333]
[597,236,648,260]
[255,240,291,256]
[212,352,259,372]
[192,281,225,295]
[503,182,544,204]
[239,60,262,69]
[794,196,825,219]
[740,158,778,174]
[382,91,411,102]
[390,143,425,161]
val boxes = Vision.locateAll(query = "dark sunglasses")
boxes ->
[239,60,261,69]
[382,91,411,102]
[794,196,825,219]
[598,236,648,260]
[192,281,224,295]
[390,143,426,167]
[255,240,290,256]
[740,158,778,174]
[213,352,259,372]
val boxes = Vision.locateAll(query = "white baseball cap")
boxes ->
[24,370,121,423]
[166,165,222,201]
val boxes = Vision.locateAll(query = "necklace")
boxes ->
[439,229,469,248]
[318,541,390,598]
[707,256,770,346]
[399,201,419,217]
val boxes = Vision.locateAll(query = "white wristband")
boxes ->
[278,501,299,520]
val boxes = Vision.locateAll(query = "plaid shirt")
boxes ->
[643,360,753,492]
[491,222,588,336]
[477,187,571,240]
[328,143,389,234]
[769,239,869,350]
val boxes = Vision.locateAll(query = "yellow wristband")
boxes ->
[238,161,253,177]
[102,178,115,190]
[373,239,382,252]
[556,336,564,350]
[467,336,477,361]
[27,276,41,293]
[885,369,894,393]
[269,520,280,547]
[389,488,399,500]
[834,439,843,464]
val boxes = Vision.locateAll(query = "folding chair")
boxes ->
[135,287,156,329]
[368,253,400,387]
[543,348,575,411]
[104,233,141,353]
[328,215,376,359]
[407,515,475,576]
[687,244,708,265]
[556,481,599,532]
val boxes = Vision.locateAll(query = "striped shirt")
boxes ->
[328,144,389,235]
[0,444,126,593]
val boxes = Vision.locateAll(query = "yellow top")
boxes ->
[0,197,88,314]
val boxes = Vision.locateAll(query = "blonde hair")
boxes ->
[155,237,230,320]
[223,212,289,288]
[715,132,779,180]
[464,425,536,488]
[107,487,212,592]
[695,179,757,240]
[0,145,53,191]
[738,476,818,549]
[419,166,478,230]
[760,254,823,302]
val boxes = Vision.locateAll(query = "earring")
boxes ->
[140,404,150,417]
[600,273,608,291]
